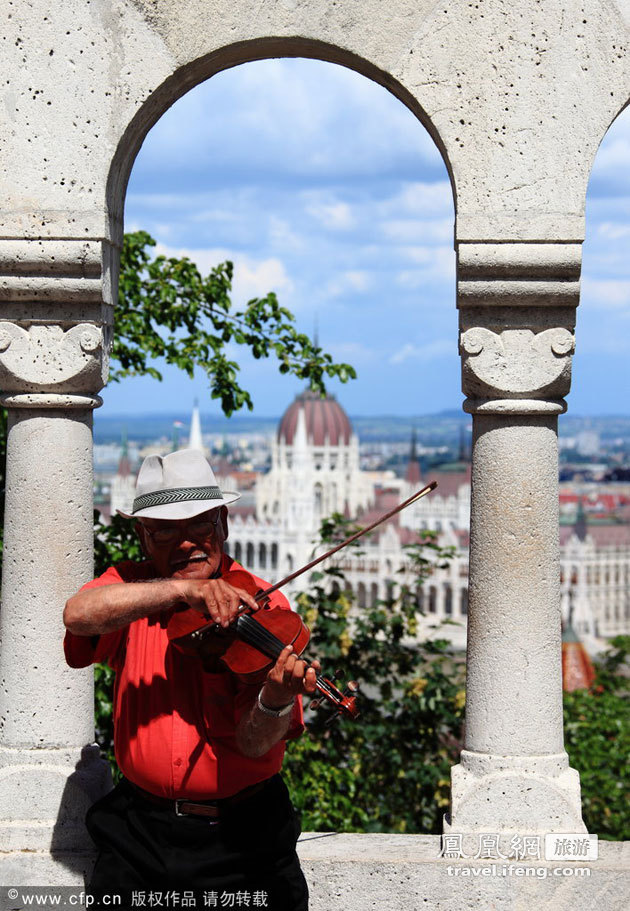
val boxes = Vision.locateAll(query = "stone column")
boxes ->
[446,241,586,835]
[0,239,113,883]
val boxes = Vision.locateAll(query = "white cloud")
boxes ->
[381,218,453,244]
[580,278,630,310]
[133,57,447,186]
[232,258,295,304]
[154,242,295,305]
[591,137,630,176]
[306,200,355,230]
[389,339,455,365]
[394,181,454,216]
[395,246,456,283]
[396,271,426,289]
[268,215,306,252]
[326,341,376,365]
[596,222,630,241]
[325,270,371,297]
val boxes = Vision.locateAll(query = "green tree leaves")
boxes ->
[114,231,356,415]
[563,636,630,840]
[282,517,464,834]
[91,513,630,838]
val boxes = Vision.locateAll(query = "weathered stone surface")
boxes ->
[3,1,630,241]
[298,834,630,911]
[2,0,630,898]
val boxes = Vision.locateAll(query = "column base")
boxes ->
[0,744,112,885]
[444,749,586,834]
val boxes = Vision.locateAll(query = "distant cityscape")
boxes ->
[94,409,630,486]
[94,401,630,655]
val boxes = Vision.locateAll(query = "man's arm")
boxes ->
[235,644,319,758]
[63,576,259,636]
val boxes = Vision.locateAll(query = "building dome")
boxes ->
[278,389,352,446]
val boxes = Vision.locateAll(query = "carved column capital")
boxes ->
[0,322,108,398]
[457,241,580,414]
[0,237,115,408]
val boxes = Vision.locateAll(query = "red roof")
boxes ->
[427,467,471,498]
[562,640,595,692]
[278,390,352,446]
[559,492,630,512]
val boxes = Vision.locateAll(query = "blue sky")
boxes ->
[101,58,630,420]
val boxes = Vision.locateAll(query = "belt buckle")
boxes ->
[175,799,220,824]
[174,799,188,817]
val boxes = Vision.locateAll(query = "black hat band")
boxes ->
[133,485,222,514]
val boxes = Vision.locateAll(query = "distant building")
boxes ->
[576,430,600,457]
[109,432,136,517]
[108,396,630,652]
[228,389,470,649]
[188,399,206,453]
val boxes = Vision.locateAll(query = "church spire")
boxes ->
[405,428,422,485]
[117,427,131,477]
[574,496,587,542]
[189,399,204,452]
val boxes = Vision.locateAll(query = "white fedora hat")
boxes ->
[117,449,240,521]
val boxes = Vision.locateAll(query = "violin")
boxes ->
[166,481,437,722]
[167,568,360,721]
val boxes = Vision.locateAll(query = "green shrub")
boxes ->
[563,636,630,840]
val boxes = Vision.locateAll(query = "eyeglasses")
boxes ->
[140,512,222,546]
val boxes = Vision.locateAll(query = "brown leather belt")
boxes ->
[127,778,271,820]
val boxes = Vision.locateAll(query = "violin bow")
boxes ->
[256,480,438,602]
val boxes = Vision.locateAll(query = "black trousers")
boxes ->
[86,775,309,910]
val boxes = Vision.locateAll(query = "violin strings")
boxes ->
[236,615,286,659]
[236,616,346,707]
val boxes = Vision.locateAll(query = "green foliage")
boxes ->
[94,662,121,782]
[94,512,143,577]
[90,229,353,779]
[114,231,356,416]
[563,636,630,840]
[92,512,143,781]
[92,513,144,777]
[89,513,630,839]
[282,516,464,833]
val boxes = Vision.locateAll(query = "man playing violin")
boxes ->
[63,449,316,910]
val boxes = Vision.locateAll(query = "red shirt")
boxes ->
[64,555,304,799]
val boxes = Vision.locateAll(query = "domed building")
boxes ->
[228,389,471,650]
[256,389,373,526]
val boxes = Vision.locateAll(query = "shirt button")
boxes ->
[174,758,182,767]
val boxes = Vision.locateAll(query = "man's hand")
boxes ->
[235,645,321,759]
[260,644,320,708]
[181,578,259,629]
[64,576,261,637]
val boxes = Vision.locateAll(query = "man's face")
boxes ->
[136,507,228,580]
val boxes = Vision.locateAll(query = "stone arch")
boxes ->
[8,0,630,887]
[105,37,455,247]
